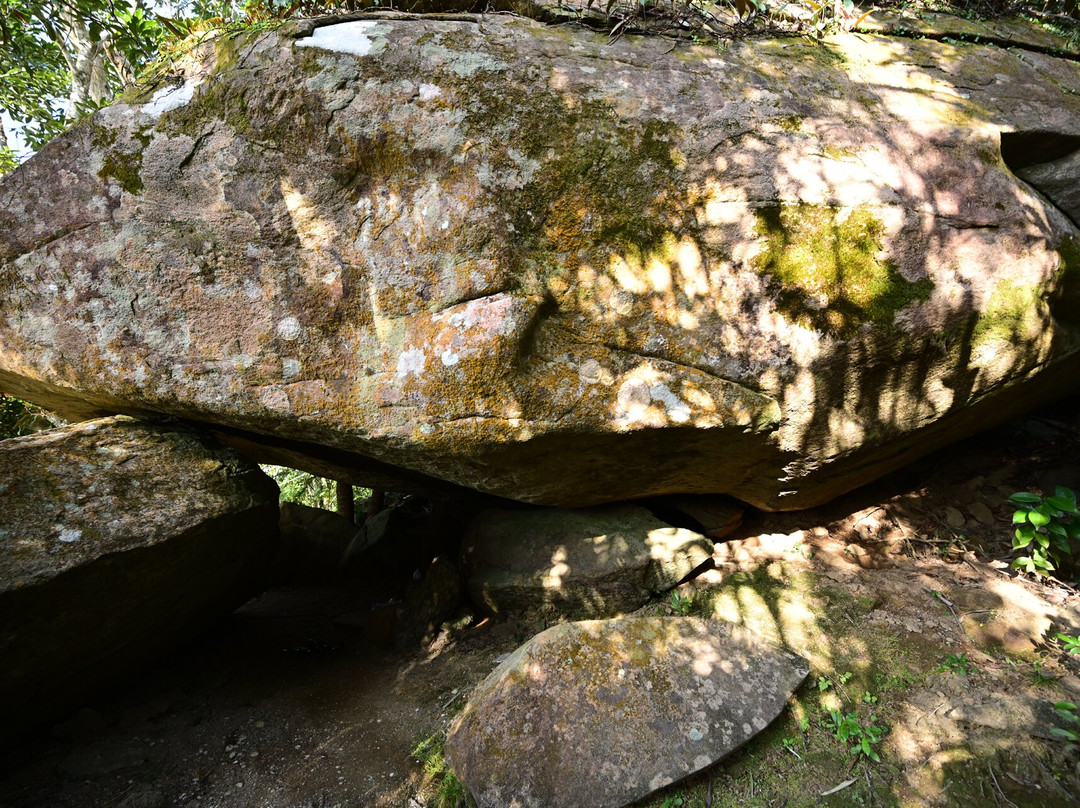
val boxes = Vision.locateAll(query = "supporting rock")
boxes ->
[0,416,279,741]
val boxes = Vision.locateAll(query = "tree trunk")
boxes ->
[58,10,110,115]
[367,488,386,519]
[335,480,355,523]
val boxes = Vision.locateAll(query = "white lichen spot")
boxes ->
[650,383,691,423]
[141,80,201,118]
[296,21,385,57]
[418,423,435,435]
[418,83,442,101]
[440,349,460,367]
[578,359,603,385]
[259,387,291,412]
[649,774,674,792]
[282,358,301,381]
[276,316,302,341]
[57,528,82,543]
[396,347,426,378]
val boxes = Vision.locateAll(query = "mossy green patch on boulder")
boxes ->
[752,203,933,335]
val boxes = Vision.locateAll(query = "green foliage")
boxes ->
[1009,487,1080,577]
[1052,701,1080,747]
[1058,632,1080,655]
[668,590,693,616]
[0,394,61,439]
[411,734,473,808]
[937,652,975,675]
[825,709,886,762]
[261,464,338,510]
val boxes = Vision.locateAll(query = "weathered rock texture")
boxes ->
[463,505,713,616]
[0,416,279,740]
[444,616,809,808]
[3,14,1080,509]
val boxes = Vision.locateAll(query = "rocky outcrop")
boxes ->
[3,14,1080,509]
[444,616,809,808]
[462,505,713,616]
[0,417,279,740]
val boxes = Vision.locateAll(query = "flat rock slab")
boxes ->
[462,505,713,617]
[0,416,279,740]
[445,617,809,808]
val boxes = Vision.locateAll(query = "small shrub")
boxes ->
[937,653,975,676]
[825,710,886,762]
[1009,488,1080,577]
[668,591,693,616]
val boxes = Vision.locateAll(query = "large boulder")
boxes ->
[3,13,1080,509]
[444,616,809,808]
[462,505,713,616]
[0,416,279,741]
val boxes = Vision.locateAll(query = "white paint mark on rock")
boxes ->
[296,21,383,57]
[276,316,302,341]
[141,80,201,118]
[57,528,82,543]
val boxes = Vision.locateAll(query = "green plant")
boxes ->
[817,676,833,691]
[863,691,878,705]
[411,735,473,808]
[1009,487,1080,577]
[261,465,370,512]
[659,795,687,808]
[0,394,61,439]
[668,590,693,616]
[1052,701,1080,747]
[937,653,975,675]
[1059,633,1080,655]
[1031,660,1058,687]
[825,710,886,762]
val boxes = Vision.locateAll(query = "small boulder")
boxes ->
[0,416,279,741]
[445,617,809,808]
[274,501,357,584]
[462,506,713,617]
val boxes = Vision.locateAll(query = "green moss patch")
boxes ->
[752,203,934,335]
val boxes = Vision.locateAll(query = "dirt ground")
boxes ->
[4,400,1080,808]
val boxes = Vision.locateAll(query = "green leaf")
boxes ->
[1055,701,1078,711]
[1009,492,1042,504]
[1029,507,1052,527]
[1013,525,1036,548]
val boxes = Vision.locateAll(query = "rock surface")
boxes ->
[462,505,713,616]
[3,15,1080,509]
[0,416,279,740]
[444,616,809,808]
[274,501,357,584]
